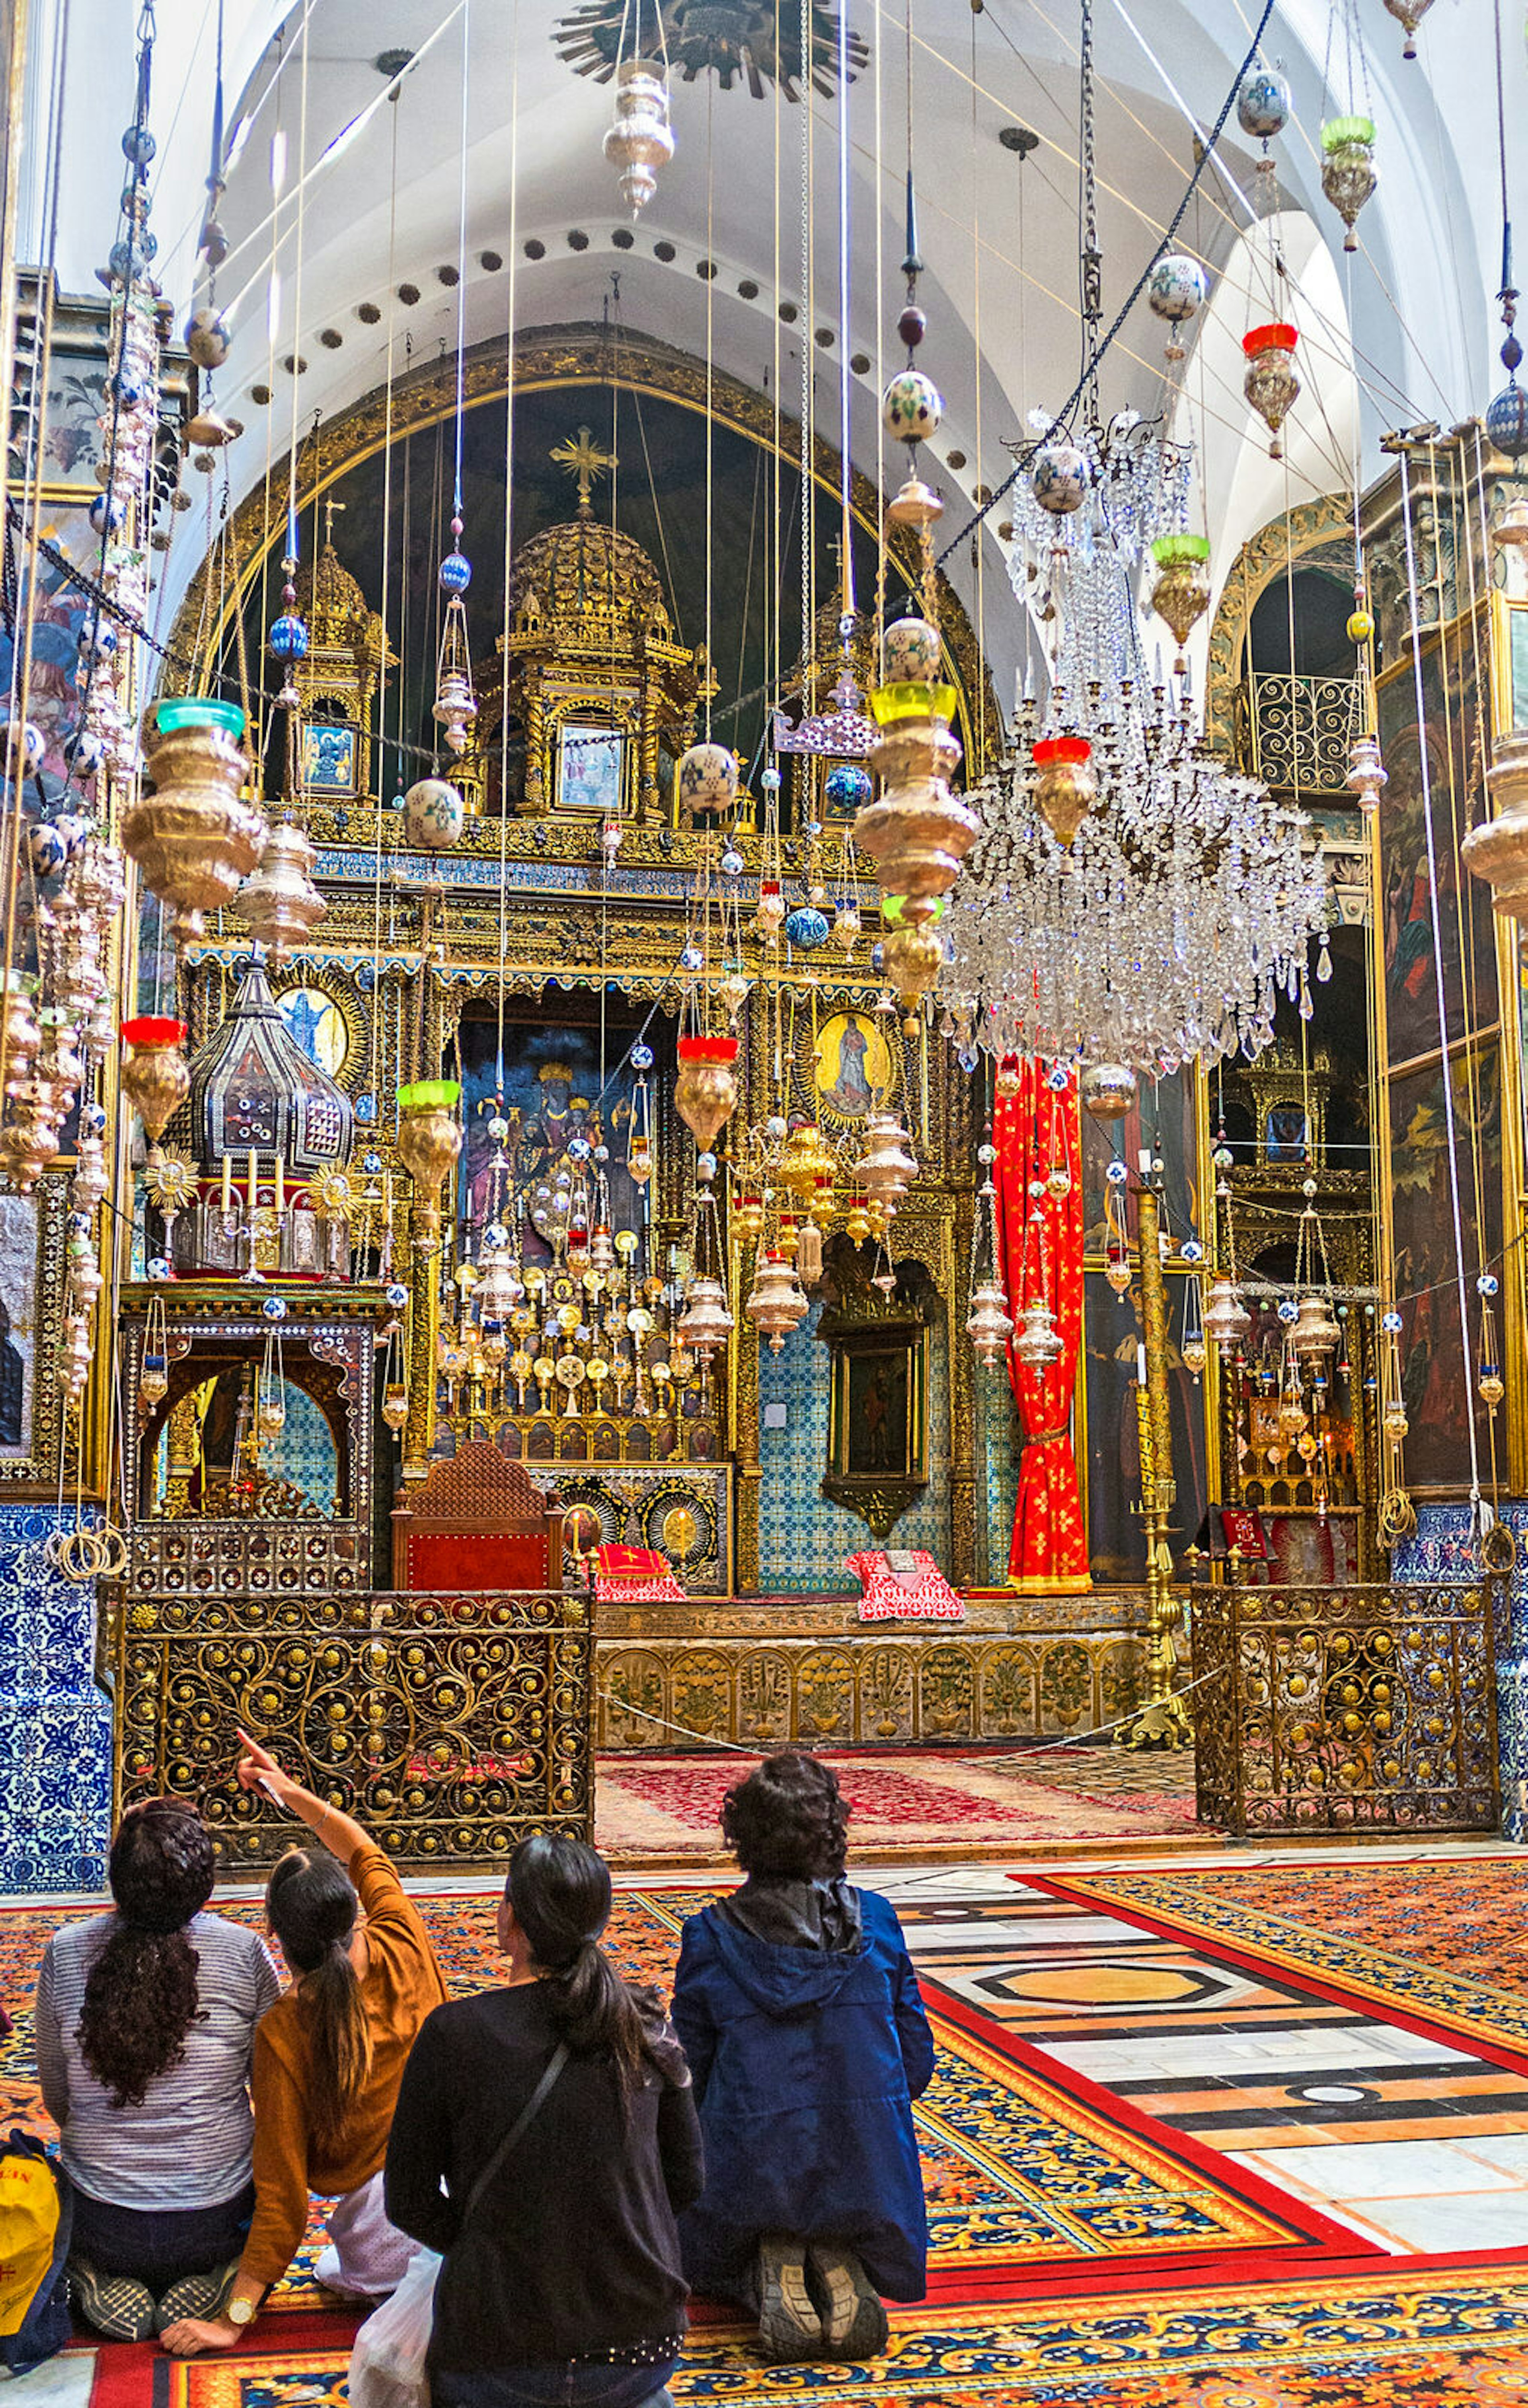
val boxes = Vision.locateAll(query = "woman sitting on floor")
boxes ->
[386,1832,704,2408]
[670,1750,934,2365]
[36,1795,281,2342]
[160,1731,446,2356]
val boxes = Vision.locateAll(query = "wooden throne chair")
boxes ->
[391,1441,565,1591]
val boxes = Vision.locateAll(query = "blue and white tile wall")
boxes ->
[756,1304,954,1591]
[0,1503,110,1892]
[1393,1498,1528,1842]
[977,1364,1020,1587]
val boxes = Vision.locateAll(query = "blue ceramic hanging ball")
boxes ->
[439,549,472,594]
[825,762,873,812]
[784,905,830,950]
[1487,382,1528,458]
[268,611,310,660]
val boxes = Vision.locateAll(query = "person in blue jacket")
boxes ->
[669,1751,935,2365]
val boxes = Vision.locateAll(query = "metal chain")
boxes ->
[1078,0,1102,385]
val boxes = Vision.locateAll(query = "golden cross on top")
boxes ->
[322,496,346,548]
[550,426,616,513]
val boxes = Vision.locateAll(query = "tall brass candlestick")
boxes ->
[1118,1161,1194,1751]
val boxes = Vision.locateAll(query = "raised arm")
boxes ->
[234,1727,372,1864]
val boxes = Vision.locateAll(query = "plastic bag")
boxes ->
[347,2246,441,2408]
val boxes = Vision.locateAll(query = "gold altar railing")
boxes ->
[1192,1580,1502,1836]
[115,1588,595,1868]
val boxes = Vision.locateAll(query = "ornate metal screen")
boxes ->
[1249,672,1361,794]
[116,1588,595,1867]
[1193,1581,1501,1835]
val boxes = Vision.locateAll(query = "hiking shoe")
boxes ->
[756,2235,822,2363]
[806,2244,889,2361]
[154,2260,242,2334]
[70,2255,156,2342]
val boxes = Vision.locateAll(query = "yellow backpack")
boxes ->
[0,2139,67,2364]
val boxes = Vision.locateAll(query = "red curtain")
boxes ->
[992,1058,1091,1592]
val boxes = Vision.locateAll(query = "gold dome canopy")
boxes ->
[508,426,669,633]
[296,537,373,649]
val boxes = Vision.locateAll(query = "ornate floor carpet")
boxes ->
[595,1746,1202,1863]
[132,2263,1528,2408]
[1029,1861,1528,2073]
[0,1882,1347,2339]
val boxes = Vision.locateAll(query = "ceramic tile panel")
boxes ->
[1394,1501,1528,1843]
[0,1503,111,1892]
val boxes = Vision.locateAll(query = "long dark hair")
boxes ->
[266,1847,372,2152]
[508,1834,676,2094]
[78,1798,214,2109]
[721,1750,850,1879]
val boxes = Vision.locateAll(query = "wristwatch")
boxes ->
[226,2296,258,2328]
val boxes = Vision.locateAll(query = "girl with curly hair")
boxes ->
[35,1797,281,2342]
[670,1751,933,2367]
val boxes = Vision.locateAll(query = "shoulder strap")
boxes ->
[460,2041,570,2229]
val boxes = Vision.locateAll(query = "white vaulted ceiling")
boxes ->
[18,0,1525,694]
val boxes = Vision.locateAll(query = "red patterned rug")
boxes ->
[596,1747,1202,1863]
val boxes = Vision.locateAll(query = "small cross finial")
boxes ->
[550,425,617,513]
[322,496,346,548]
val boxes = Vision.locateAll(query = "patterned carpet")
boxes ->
[595,1747,1201,1862]
[0,1884,1343,2327]
[146,2264,1528,2408]
[1029,1861,1528,2071]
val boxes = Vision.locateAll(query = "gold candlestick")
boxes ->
[1118,1161,1194,1751]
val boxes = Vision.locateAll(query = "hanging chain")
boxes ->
[1078,0,1102,399]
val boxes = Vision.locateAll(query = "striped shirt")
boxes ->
[35,1910,281,2211]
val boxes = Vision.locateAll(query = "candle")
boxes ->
[274,1155,284,1215]
[247,1149,257,1213]
[383,1172,392,1217]
[1136,1341,1148,1386]
[220,1156,232,1214]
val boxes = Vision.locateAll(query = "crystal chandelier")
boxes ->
[943,431,1328,1076]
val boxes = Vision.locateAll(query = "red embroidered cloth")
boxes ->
[595,1544,687,1603]
[846,1549,965,1623]
[994,1058,1091,1592]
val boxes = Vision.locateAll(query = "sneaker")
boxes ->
[154,2260,242,2335]
[805,2244,889,2362]
[755,2235,822,2364]
[69,2255,157,2343]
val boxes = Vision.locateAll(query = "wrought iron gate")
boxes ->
[116,1587,595,1867]
[1193,1579,1501,1835]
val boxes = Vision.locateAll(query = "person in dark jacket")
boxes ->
[670,1752,934,2366]
[385,1835,704,2408]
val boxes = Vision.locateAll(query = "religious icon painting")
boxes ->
[301,721,357,794]
[812,1009,895,1124]
[556,722,623,816]
[277,987,349,1078]
[0,1178,66,1488]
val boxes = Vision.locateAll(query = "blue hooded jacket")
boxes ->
[670,1886,935,2303]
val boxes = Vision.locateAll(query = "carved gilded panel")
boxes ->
[919,1646,976,1740]
[737,1649,794,1743]
[1037,1640,1095,1733]
[669,1649,736,1743]
[600,1649,668,1749]
[858,1645,916,1742]
[794,1648,857,1744]
[979,1644,1039,1737]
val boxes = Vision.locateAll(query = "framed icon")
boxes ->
[302,722,357,794]
[556,723,623,816]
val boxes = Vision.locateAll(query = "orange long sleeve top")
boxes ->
[240,1844,447,2291]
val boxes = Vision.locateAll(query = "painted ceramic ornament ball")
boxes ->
[1147,254,1209,326]
[882,616,943,685]
[825,763,872,812]
[183,307,231,369]
[25,820,68,878]
[1237,62,1292,138]
[1031,441,1091,516]
[881,368,943,446]
[52,812,88,860]
[439,549,472,594]
[678,741,738,814]
[88,492,125,537]
[1487,382,1528,459]
[783,905,830,950]
[403,776,466,851]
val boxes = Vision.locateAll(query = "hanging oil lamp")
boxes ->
[1463,729,1528,922]
[1320,116,1377,251]
[1080,1063,1137,1121]
[433,525,477,755]
[1478,1272,1506,1410]
[1013,1298,1062,1372]
[1289,1292,1341,1362]
[966,1281,1013,1367]
[1203,1276,1252,1350]
[121,1016,189,1149]
[1032,736,1096,846]
[744,1252,809,1353]
[674,1034,739,1150]
[602,56,675,217]
[1149,536,1212,673]
[1381,0,1433,59]
[1242,323,1300,459]
[1346,732,1388,816]
[237,818,326,961]
[396,1079,462,1252]
[127,698,265,950]
[676,1276,733,1360]
[1181,1279,1207,1375]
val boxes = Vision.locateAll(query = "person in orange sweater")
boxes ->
[160,1731,446,2357]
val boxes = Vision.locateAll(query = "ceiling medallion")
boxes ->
[554,2,868,98]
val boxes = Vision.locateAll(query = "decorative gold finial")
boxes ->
[322,496,346,547]
[550,426,617,514]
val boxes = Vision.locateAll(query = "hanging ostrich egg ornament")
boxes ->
[881,369,943,446]
[1381,0,1434,57]
[1031,441,1090,516]
[678,742,739,816]
[1146,255,1208,362]
[403,777,466,851]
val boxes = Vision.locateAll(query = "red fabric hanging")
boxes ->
[992,1057,1091,1592]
